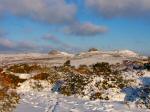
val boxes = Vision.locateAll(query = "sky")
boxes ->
[0,0,150,55]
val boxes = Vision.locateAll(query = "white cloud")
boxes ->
[0,37,37,51]
[86,0,150,18]
[0,0,77,24]
[63,22,107,36]
[0,38,15,48]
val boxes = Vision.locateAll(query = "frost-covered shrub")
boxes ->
[0,91,20,112]
[60,73,90,96]
[92,62,112,76]
[90,92,105,100]
[136,86,150,109]
[58,62,133,99]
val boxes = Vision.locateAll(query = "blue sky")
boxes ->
[0,0,150,55]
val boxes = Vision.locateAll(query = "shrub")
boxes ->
[90,92,103,100]
[92,62,112,76]
[63,60,71,67]
[32,73,49,80]
[0,90,20,112]
[60,73,90,96]
[7,63,42,73]
[136,86,150,109]
[76,65,92,75]
[0,72,25,88]
[144,63,150,71]
[32,67,62,84]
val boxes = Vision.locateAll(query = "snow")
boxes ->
[116,50,138,57]
[15,86,150,112]
[59,52,74,57]
[1,50,150,112]
[13,70,150,112]
[15,73,32,79]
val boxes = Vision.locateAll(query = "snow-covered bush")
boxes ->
[0,72,26,89]
[59,62,133,100]
[60,73,90,96]
[136,86,150,109]
[0,91,20,112]
[92,62,112,76]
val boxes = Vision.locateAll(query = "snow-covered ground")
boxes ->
[15,79,150,112]
[0,50,150,112]
[0,50,142,67]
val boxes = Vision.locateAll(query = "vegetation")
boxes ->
[135,86,150,109]
[0,90,20,112]
[0,72,26,88]
[58,61,132,99]
[7,63,42,73]
[60,73,90,96]
[0,60,138,101]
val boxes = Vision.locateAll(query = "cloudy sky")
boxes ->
[0,0,150,55]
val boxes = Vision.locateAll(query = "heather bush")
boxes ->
[92,62,112,76]
[76,64,92,75]
[0,91,20,112]
[32,67,62,84]
[60,73,90,96]
[7,63,42,73]
[0,72,26,88]
[135,86,150,109]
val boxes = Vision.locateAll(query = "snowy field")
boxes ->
[0,50,150,112]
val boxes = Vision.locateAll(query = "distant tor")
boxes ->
[88,48,98,52]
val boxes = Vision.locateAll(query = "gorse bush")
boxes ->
[92,62,112,76]
[58,62,132,99]
[60,73,90,96]
[2,61,134,101]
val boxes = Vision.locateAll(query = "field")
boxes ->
[0,50,150,112]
